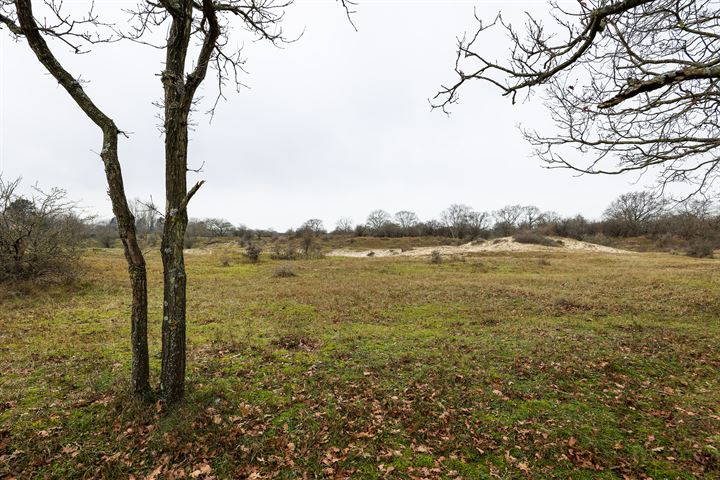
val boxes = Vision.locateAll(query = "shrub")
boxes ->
[687,240,714,258]
[91,223,117,248]
[272,265,297,278]
[583,233,613,247]
[270,244,299,260]
[244,243,262,263]
[144,232,161,248]
[654,233,687,251]
[0,176,82,283]
[430,250,442,264]
[512,232,562,247]
[184,236,197,249]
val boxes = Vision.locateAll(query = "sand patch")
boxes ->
[327,237,627,258]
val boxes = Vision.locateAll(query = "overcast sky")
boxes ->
[1,0,648,231]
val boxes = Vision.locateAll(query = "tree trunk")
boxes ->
[158,119,190,402]
[14,0,150,397]
[102,129,151,396]
[155,0,215,404]
[159,7,193,403]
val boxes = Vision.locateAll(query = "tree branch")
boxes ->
[598,65,720,108]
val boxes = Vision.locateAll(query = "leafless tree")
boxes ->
[677,198,717,219]
[539,210,562,226]
[518,206,543,230]
[466,210,490,234]
[394,210,419,231]
[441,203,473,239]
[1,0,356,403]
[334,217,354,234]
[435,0,720,197]
[300,218,325,235]
[1,1,152,396]
[205,218,234,237]
[493,204,523,235]
[668,198,718,238]
[366,209,392,232]
[604,191,668,235]
[296,219,323,257]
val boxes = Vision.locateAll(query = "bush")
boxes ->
[583,233,613,247]
[270,244,299,260]
[244,243,262,263]
[512,232,562,247]
[272,265,297,278]
[687,240,714,258]
[0,176,82,283]
[184,235,197,249]
[430,250,442,264]
[654,233,686,251]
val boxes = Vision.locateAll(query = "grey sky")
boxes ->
[1,1,644,231]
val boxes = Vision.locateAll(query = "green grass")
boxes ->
[1,248,719,478]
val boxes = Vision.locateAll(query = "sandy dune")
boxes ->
[327,237,628,258]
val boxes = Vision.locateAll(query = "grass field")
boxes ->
[1,246,719,479]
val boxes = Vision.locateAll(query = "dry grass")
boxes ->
[1,247,718,478]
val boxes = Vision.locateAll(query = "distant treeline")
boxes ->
[84,191,720,249]
[5,175,719,286]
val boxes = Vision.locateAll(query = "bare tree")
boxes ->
[518,206,543,230]
[2,0,356,404]
[366,209,392,232]
[493,204,523,235]
[334,217,354,234]
[300,218,325,235]
[295,219,323,257]
[466,210,490,236]
[1,1,151,396]
[205,218,235,237]
[435,0,720,197]
[604,191,667,235]
[146,0,355,403]
[394,210,419,232]
[677,198,717,219]
[440,204,472,239]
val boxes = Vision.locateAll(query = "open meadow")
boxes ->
[1,245,719,479]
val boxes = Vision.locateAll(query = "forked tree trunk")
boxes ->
[15,0,150,396]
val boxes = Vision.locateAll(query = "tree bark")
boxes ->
[157,0,216,404]
[14,0,150,396]
[159,3,193,403]
[102,131,151,396]
[158,110,190,402]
